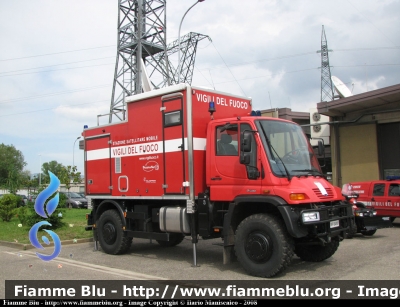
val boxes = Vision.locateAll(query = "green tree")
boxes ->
[0,144,27,193]
[0,194,18,222]
[59,165,82,191]
[41,161,64,184]
[59,166,82,209]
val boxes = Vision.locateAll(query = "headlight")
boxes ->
[302,212,320,223]
[75,201,82,205]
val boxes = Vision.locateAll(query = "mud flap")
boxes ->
[223,245,236,264]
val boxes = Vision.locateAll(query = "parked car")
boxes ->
[28,195,37,203]
[60,191,88,209]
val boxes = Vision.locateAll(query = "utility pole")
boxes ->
[317,25,334,102]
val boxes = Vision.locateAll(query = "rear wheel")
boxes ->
[156,233,185,247]
[361,229,376,236]
[97,210,132,254]
[234,213,294,278]
[295,239,339,262]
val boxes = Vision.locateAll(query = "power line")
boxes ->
[0,57,114,75]
[0,62,114,78]
[0,84,111,104]
[0,99,110,118]
[211,42,247,96]
[0,44,400,77]
[0,45,115,62]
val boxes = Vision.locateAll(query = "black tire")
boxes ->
[156,233,185,247]
[346,218,357,239]
[97,210,132,254]
[294,239,339,262]
[390,217,396,223]
[234,213,294,278]
[361,229,377,236]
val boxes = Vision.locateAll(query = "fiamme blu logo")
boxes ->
[28,171,62,261]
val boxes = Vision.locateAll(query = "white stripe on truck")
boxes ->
[86,138,206,161]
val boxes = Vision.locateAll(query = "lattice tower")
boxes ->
[109,0,209,123]
[318,25,334,102]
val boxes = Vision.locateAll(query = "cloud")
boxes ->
[0,0,399,176]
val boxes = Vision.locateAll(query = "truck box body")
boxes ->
[83,84,251,199]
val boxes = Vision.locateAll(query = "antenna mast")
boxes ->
[109,1,210,123]
[109,0,167,123]
[318,25,334,102]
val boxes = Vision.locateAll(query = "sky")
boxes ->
[0,0,399,177]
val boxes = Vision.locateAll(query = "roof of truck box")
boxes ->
[125,83,252,104]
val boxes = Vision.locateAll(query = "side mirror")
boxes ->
[318,140,325,156]
[241,131,252,152]
[240,152,250,165]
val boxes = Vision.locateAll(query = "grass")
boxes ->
[0,208,93,245]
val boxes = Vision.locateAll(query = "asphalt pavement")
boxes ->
[1,220,400,299]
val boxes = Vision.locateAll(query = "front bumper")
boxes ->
[280,202,354,240]
[354,208,392,232]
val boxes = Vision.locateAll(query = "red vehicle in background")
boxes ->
[342,178,397,237]
[342,177,400,222]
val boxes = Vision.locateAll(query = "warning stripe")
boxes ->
[86,138,206,161]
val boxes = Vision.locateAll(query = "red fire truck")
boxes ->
[82,84,353,278]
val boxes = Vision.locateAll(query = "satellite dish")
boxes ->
[331,76,352,98]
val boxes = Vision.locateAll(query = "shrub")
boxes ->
[23,192,67,230]
[0,194,18,222]
[15,205,30,225]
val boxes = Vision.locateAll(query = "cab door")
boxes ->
[210,122,261,200]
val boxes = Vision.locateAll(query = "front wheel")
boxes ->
[294,239,339,262]
[97,210,132,254]
[234,213,294,278]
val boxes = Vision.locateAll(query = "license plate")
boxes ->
[330,220,340,228]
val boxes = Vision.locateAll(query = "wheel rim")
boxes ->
[102,221,117,245]
[244,231,273,263]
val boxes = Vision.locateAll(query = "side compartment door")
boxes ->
[162,94,185,194]
[85,135,111,195]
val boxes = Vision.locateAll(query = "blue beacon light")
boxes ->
[208,101,216,119]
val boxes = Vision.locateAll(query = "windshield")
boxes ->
[256,119,322,177]
[66,192,83,198]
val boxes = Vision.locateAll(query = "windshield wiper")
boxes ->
[259,124,291,180]
[292,169,322,176]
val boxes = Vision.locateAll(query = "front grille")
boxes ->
[312,187,333,199]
